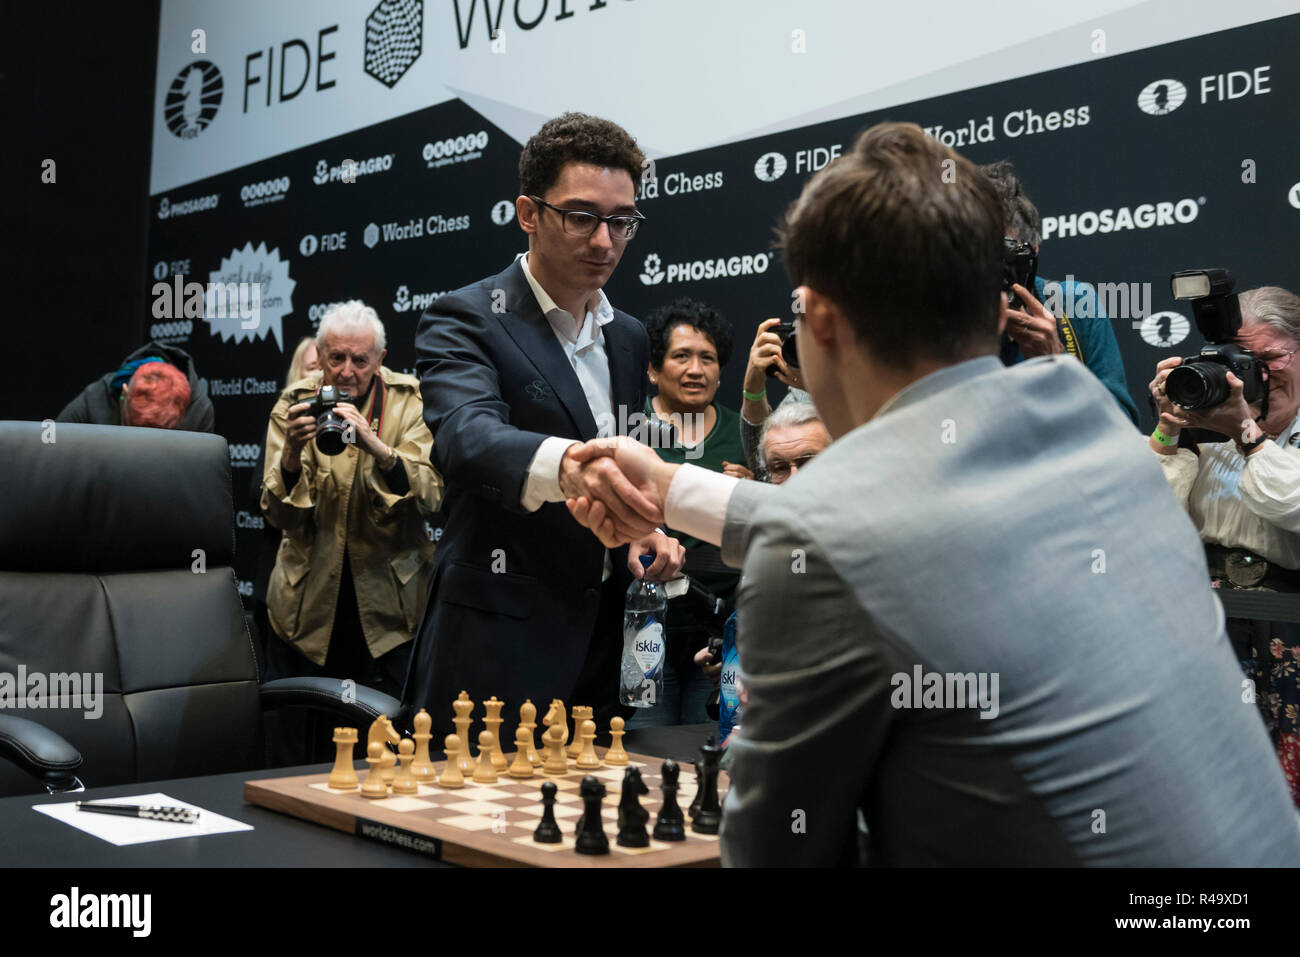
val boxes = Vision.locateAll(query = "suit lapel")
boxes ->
[495,260,600,440]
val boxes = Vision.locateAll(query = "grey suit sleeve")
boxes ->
[720,506,901,866]
[721,479,779,567]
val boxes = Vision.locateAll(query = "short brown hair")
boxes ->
[125,362,190,429]
[519,112,645,198]
[777,121,1004,366]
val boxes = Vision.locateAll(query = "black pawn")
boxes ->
[616,767,650,848]
[692,736,723,835]
[688,762,703,819]
[653,759,686,842]
[533,781,562,844]
[574,775,609,855]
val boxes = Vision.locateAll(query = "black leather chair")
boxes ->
[0,421,400,796]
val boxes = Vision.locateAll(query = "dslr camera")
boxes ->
[304,384,353,455]
[1163,269,1267,414]
[1001,237,1038,310]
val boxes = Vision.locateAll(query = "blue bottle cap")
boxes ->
[638,554,655,571]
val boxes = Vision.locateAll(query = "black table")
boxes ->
[0,724,717,867]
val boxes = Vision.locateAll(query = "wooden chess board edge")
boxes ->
[242,752,726,868]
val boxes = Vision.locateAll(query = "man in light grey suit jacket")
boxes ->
[563,122,1300,866]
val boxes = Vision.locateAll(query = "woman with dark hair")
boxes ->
[634,298,749,728]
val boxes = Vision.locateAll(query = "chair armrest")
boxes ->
[259,677,403,728]
[0,714,84,792]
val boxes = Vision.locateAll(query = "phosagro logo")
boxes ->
[1137,78,1187,115]
[754,152,788,182]
[1138,311,1191,348]
[392,284,444,313]
[640,253,664,285]
[158,192,219,220]
[164,61,223,138]
[364,0,423,88]
[640,250,771,286]
[1042,197,1202,239]
[229,443,262,469]
[313,154,394,185]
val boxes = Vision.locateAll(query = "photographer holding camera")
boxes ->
[1149,282,1300,805]
[260,301,443,753]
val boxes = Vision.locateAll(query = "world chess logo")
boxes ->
[491,200,515,225]
[393,284,411,312]
[363,222,380,249]
[1137,78,1187,115]
[299,234,319,257]
[1137,310,1190,348]
[754,151,788,182]
[640,253,664,286]
[163,61,223,139]
[364,0,423,88]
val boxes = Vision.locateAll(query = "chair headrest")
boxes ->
[0,422,235,573]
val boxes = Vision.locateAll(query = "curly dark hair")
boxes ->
[644,298,734,369]
[980,158,1041,247]
[519,112,646,198]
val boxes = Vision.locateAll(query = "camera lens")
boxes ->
[315,413,348,455]
[1165,363,1229,410]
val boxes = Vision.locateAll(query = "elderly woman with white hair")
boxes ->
[259,301,444,761]
[1149,285,1300,806]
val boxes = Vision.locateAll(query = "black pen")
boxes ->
[75,802,200,823]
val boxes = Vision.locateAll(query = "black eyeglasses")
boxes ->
[528,196,645,240]
[760,452,818,484]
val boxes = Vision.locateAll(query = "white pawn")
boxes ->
[472,730,499,783]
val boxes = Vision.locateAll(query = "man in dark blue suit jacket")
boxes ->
[406,113,684,733]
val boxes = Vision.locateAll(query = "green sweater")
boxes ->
[645,397,746,599]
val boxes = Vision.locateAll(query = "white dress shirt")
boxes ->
[518,252,616,512]
[1155,409,1300,568]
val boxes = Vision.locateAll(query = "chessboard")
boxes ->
[244,748,730,868]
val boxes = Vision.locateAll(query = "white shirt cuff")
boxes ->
[521,436,580,512]
[665,464,738,547]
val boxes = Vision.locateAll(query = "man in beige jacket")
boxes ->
[261,301,443,739]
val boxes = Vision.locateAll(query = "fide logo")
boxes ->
[393,284,411,312]
[363,223,380,249]
[1289,183,1300,210]
[491,200,515,225]
[1137,78,1187,115]
[754,151,788,182]
[1138,311,1190,348]
[163,60,223,139]
[640,253,665,285]
[364,0,423,88]
[299,234,319,257]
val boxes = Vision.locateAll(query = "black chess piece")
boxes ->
[688,762,703,819]
[616,767,650,847]
[692,736,722,835]
[533,781,562,844]
[653,758,686,841]
[574,775,609,855]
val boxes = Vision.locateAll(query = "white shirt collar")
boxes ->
[519,253,613,351]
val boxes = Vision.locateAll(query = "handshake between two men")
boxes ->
[558,437,687,561]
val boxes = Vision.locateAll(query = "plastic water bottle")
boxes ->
[620,555,665,708]
[718,612,742,746]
